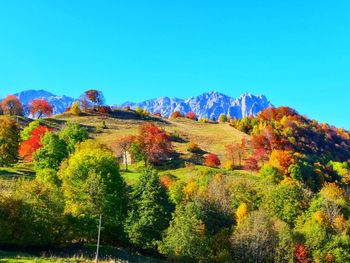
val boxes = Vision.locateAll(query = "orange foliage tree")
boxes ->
[269,150,295,174]
[225,138,247,167]
[170,111,183,119]
[1,95,24,116]
[19,126,51,161]
[29,99,53,118]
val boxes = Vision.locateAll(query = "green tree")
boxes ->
[159,202,211,262]
[36,168,60,186]
[260,164,284,184]
[33,132,68,171]
[59,122,89,153]
[20,120,40,141]
[218,114,227,123]
[263,183,305,226]
[58,140,126,241]
[125,169,173,250]
[0,179,65,246]
[0,116,19,166]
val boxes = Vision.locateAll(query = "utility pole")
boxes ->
[95,214,102,263]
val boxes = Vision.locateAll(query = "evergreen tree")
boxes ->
[125,168,173,250]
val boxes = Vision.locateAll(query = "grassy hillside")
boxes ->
[52,109,248,160]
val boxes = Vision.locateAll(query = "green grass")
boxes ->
[0,245,163,262]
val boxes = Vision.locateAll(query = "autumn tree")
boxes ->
[125,169,173,250]
[244,157,259,173]
[269,150,295,175]
[58,140,126,241]
[19,126,51,161]
[1,95,24,116]
[136,123,172,165]
[83,89,104,108]
[70,101,81,115]
[114,135,134,171]
[0,116,19,166]
[29,99,53,118]
[170,111,183,119]
[225,138,247,167]
[204,153,221,168]
[186,111,197,120]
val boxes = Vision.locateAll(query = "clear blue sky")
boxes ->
[1,1,349,129]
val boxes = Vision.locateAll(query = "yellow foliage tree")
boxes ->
[183,180,197,200]
[70,101,81,115]
[333,215,349,233]
[313,211,326,225]
[236,203,249,227]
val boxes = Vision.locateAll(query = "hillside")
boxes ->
[52,109,248,164]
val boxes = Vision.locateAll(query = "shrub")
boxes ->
[224,160,235,170]
[187,142,202,153]
[186,111,197,120]
[218,114,228,123]
[204,153,221,167]
[98,106,112,114]
[170,111,183,119]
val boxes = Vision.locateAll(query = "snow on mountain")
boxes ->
[14,89,75,116]
[121,91,272,120]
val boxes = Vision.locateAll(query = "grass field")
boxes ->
[0,244,163,262]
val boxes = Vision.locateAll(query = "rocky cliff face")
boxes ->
[121,91,272,119]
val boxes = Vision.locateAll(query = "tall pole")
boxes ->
[95,214,102,263]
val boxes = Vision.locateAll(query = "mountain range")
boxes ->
[8,90,272,120]
[14,89,75,116]
[121,91,272,119]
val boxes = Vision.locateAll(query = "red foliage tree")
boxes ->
[204,153,221,167]
[253,147,269,165]
[244,157,259,173]
[97,106,112,114]
[294,244,310,263]
[170,111,183,119]
[19,126,51,161]
[84,89,104,107]
[186,111,197,120]
[1,95,24,116]
[154,113,162,117]
[29,99,53,118]
[124,106,131,111]
[137,123,173,165]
